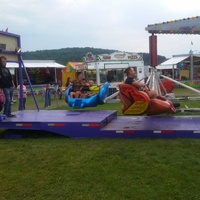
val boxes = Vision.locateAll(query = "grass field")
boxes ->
[1,138,200,200]
[1,92,200,199]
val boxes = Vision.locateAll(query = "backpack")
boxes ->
[0,90,5,112]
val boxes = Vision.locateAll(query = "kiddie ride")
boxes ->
[65,80,176,116]
[65,82,109,108]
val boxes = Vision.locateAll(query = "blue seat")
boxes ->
[65,82,109,108]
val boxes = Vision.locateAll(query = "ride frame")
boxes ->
[146,16,200,97]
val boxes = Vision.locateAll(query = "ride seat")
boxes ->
[118,84,150,115]
[118,84,176,116]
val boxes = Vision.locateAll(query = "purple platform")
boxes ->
[0,110,200,138]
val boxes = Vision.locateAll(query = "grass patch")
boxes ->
[1,138,200,199]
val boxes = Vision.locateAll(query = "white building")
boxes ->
[82,52,149,86]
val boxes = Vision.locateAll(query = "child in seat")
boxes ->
[87,80,101,97]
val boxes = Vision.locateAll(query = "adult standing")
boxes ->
[0,56,16,117]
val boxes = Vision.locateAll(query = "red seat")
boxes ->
[118,84,176,116]
[118,84,150,115]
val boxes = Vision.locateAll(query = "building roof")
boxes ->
[145,16,200,35]
[160,56,189,66]
[157,54,200,69]
[6,60,65,68]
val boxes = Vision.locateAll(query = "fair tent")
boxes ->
[160,56,188,66]
[156,55,189,69]
[157,54,200,69]
[7,60,65,84]
[156,56,188,69]
[6,60,65,68]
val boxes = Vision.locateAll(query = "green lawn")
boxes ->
[1,138,200,200]
[1,92,200,199]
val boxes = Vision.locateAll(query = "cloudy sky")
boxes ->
[1,0,200,58]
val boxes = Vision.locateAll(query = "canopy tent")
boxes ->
[62,62,83,86]
[157,54,200,69]
[160,56,188,66]
[157,56,188,69]
[6,60,65,68]
[6,60,65,85]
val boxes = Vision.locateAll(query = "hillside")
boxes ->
[22,47,167,66]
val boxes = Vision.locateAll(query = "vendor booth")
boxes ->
[83,52,148,86]
[7,60,65,85]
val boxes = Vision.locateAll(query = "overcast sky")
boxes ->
[1,0,200,58]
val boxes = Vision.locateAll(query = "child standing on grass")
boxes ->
[44,83,53,108]
[17,81,27,110]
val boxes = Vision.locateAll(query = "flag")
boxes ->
[191,41,193,45]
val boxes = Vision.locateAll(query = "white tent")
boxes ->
[157,55,188,69]
[160,56,188,65]
[7,60,65,83]
[6,60,65,68]
[157,54,200,70]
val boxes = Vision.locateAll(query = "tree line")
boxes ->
[22,47,167,66]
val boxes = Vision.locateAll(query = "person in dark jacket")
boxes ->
[0,56,16,117]
[124,66,179,108]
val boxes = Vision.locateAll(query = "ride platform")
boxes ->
[0,110,200,139]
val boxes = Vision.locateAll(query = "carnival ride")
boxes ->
[65,82,109,108]
[1,16,200,138]
[117,16,200,116]
[145,16,200,98]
